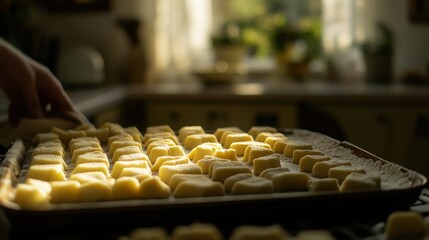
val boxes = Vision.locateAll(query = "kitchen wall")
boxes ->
[366,0,429,82]
[37,0,156,85]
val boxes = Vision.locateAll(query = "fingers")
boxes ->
[33,62,75,112]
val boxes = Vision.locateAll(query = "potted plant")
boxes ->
[270,17,321,80]
[211,21,248,72]
[360,22,394,84]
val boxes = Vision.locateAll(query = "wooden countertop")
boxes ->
[125,80,429,104]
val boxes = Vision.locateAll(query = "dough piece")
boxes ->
[26,164,66,182]
[299,155,331,172]
[33,132,60,144]
[255,132,286,143]
[143,132,179,145]
[99,122,124,136]
[196,156,231,174]
[107,133,134,149]
[264,136,288,149]
[69,172,108,184]
[312,160,351,178]
[74,123,95,131]
[187,142,222,162]
[214,126,242,141]
[210,161,252,182]
[111,160,151,178]
[142,131,174,143]
[25,178,51,194]
[71,146,101,163]
[129,227,169,240]
[69,136,100,145]
[272,139,289,153]
[69,137,100,151]
[70,141,102,155]
[328,165,366,184]
[340,172,380,192]
[144,136,179,148]
[224,173,253,194]
[213,149,238,161]
[146,139,177,155]
[124,126,144,144]
[223,133,254,148]
[292,149,324,164]
[139,176,171,199]
[145,125,175,135]
[171,223,223,240]
[149,145,185,164]
[50,180,81,203]
[169,174,213,191]
[151,156,189,171]
[385,211,425,240]
[271,172,310,192]
[32,145,65,158]
[71,162,110,177]
[184,134,217,149]
[284,141,313,157]
[13,183,50,209]
[248,126,277,139]
[112,177,141,200]
[253,155,281,176]
[158,163,203,184]
[109,140,142,156]
[37,139,64,149]
[230,176,274,195]
[259,167,292,180]
[230,225,289,240]
[52,127,86,145]
[173,179,225,198]
[118,152,149,162]
[244,146,275,164]
[85,128,110,143]
[219,131,236,146]
[307,178,340,192]
[295,230,336,240]
[178,126,205,142]
[31,154,67,171]
[230,141,271,156]
[112,146,143,163]
[119,167,152,179]
[79,180,112,202]
[76,151,109,168]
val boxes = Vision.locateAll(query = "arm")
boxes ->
[0,38,80,125]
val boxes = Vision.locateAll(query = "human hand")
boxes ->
[0,39,84,125]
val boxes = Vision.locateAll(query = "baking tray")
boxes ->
[0,128,427,239]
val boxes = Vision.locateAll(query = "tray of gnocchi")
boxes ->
[0,123,427,229]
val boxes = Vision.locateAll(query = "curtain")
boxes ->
[151,0,214,80]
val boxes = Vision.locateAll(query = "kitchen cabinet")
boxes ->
[124,100,297,132]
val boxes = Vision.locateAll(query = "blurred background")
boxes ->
[1,0,429,175]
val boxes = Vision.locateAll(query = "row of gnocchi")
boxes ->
[119,210,429,240]
[9,123,380,209]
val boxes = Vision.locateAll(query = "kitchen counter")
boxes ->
[126,80,429,103]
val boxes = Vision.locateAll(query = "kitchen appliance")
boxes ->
[56,45,105,87]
